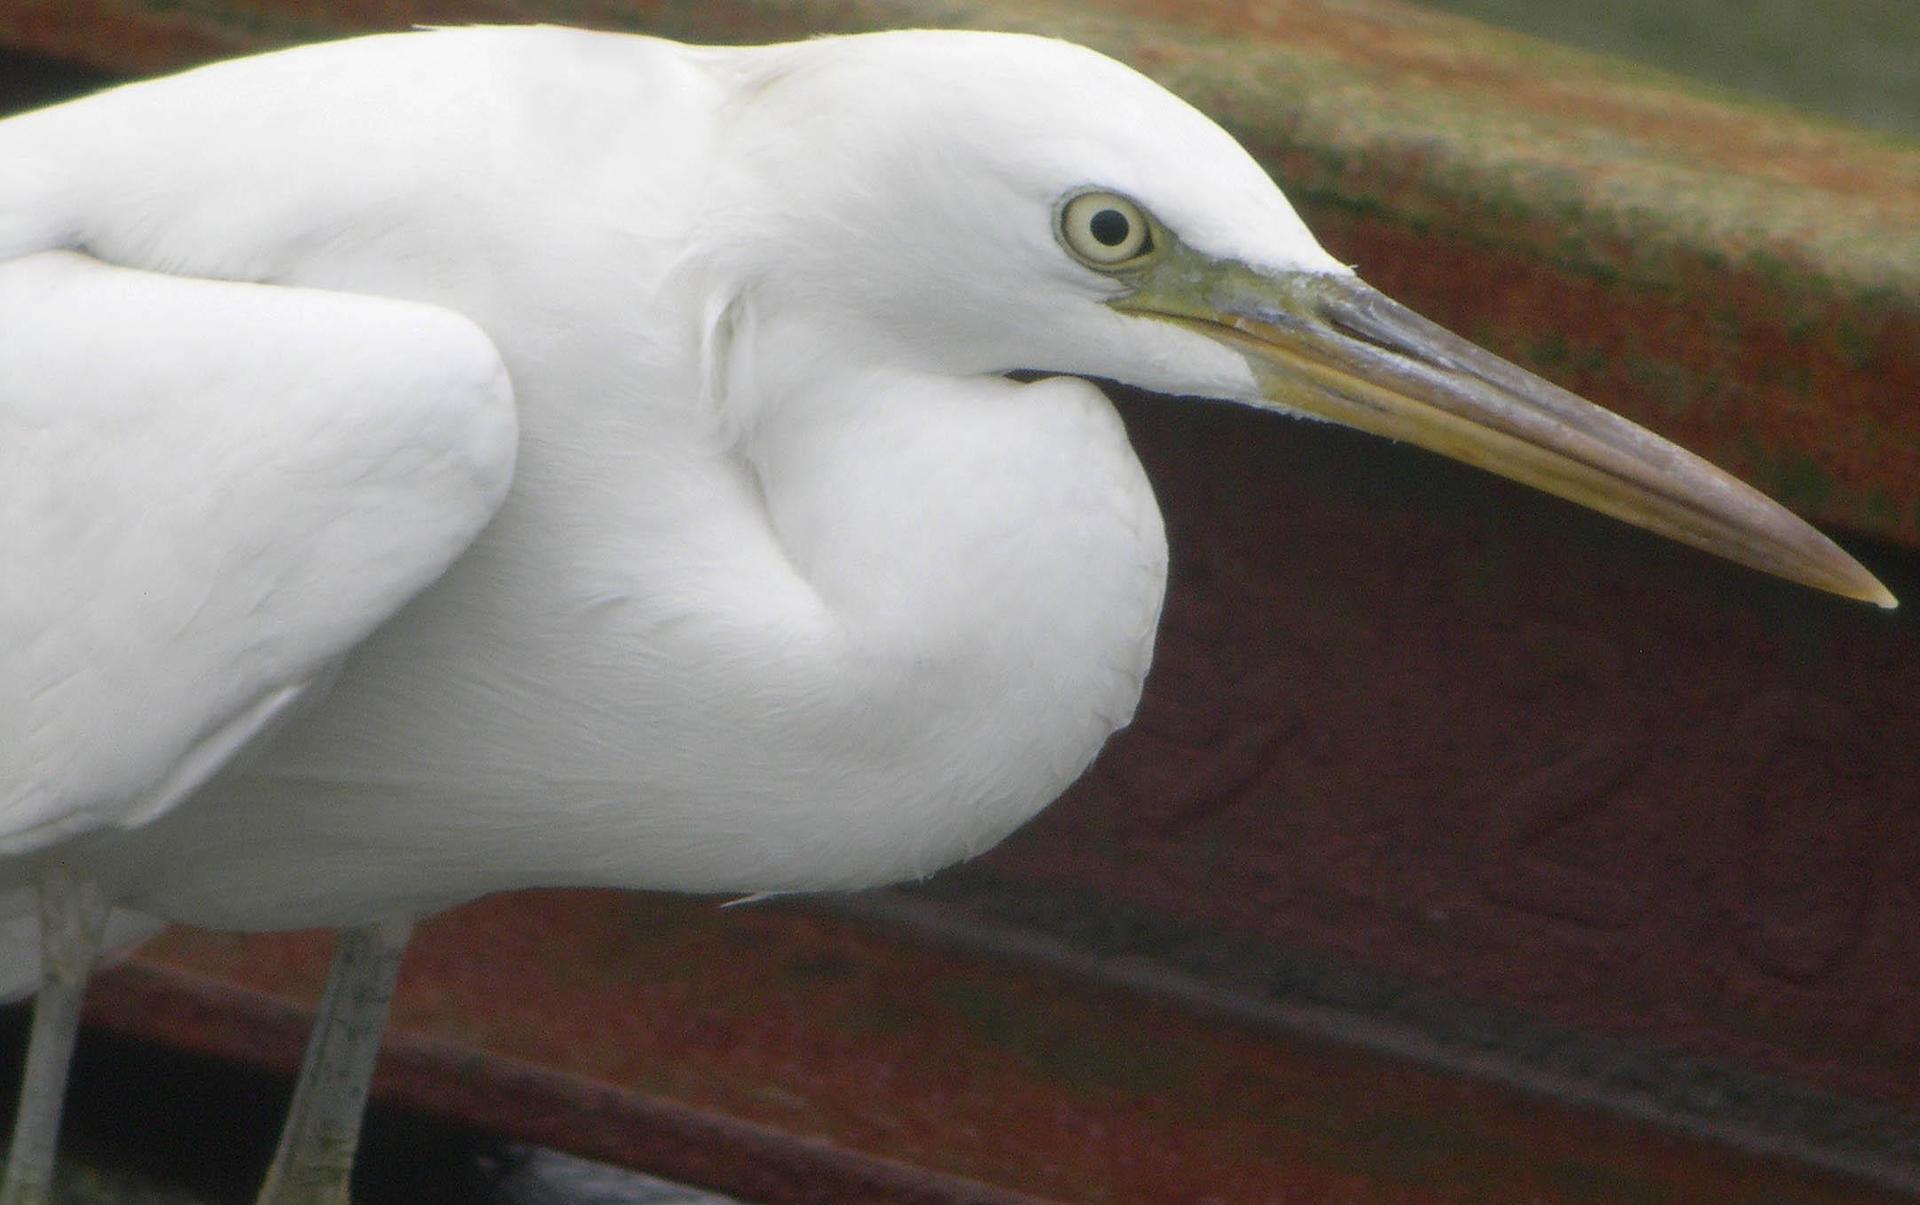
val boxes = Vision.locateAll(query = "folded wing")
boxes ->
[1,251,517,853]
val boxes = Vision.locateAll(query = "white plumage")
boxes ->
[0,28,1222,924]
[0,24,1887,1201]
[1,252,514,855]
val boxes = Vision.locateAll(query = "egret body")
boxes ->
[0,24,1891,1202]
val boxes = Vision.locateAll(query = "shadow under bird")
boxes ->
[0,23,1893,1203]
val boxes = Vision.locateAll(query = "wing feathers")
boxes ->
[0,251,517,851]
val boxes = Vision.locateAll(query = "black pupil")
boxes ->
[1089,208,1131,247]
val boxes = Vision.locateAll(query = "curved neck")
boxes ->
[747,365,1169,797]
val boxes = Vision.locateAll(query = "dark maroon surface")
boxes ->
[967,386,1918,1129]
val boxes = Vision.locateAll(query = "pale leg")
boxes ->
[255,916,413,1205]
[0,864,110,1205]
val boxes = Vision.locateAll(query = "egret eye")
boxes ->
[1058,192,1154,267]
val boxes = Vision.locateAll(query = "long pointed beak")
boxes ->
[1122,267,1894,608]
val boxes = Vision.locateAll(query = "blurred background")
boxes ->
[1407,0,1919,138]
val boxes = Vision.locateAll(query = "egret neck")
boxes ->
[737,350,1169,875]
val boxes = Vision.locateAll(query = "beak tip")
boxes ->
[1839,567,1899,610]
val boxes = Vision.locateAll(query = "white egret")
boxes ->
[0,23,1893,1203]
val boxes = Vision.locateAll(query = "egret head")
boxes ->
[709,30,1891,607]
